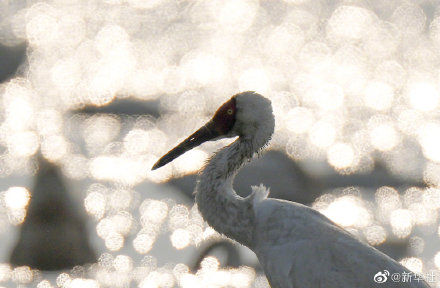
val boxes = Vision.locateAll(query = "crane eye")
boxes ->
[227,109,233,115]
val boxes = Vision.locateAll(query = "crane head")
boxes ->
[152,91,274,170]
[152,96,238,170]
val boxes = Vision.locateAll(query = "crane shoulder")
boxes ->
[252,199,431,288]
[253,198,338,246]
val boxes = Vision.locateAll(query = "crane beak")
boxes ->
[152,120,220,170]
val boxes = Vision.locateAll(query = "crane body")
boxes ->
[153,92,430,288]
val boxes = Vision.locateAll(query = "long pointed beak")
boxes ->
[152,121,220,170]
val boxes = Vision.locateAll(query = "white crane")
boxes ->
[152,91,430,288]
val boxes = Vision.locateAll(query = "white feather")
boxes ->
[250,184,270,206]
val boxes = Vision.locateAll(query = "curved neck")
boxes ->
[195,131,271,248]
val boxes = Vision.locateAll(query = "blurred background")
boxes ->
[1,0,440,287]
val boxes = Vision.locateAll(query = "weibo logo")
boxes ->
[373,270,390,283]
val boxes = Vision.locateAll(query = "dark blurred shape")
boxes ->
[321,161,425,190]
[10,156,96,270]
[73,98,160,118]
[376,239,410,261]
[167,174,198,200]
[234,150,321,202]
[191,240,241,272]
[0,42,26,83]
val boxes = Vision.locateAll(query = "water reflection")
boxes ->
[0,0,440,287]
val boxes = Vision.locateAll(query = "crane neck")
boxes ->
[195,128,272,248]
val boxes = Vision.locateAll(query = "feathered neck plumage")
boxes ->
[195,120,273,248]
